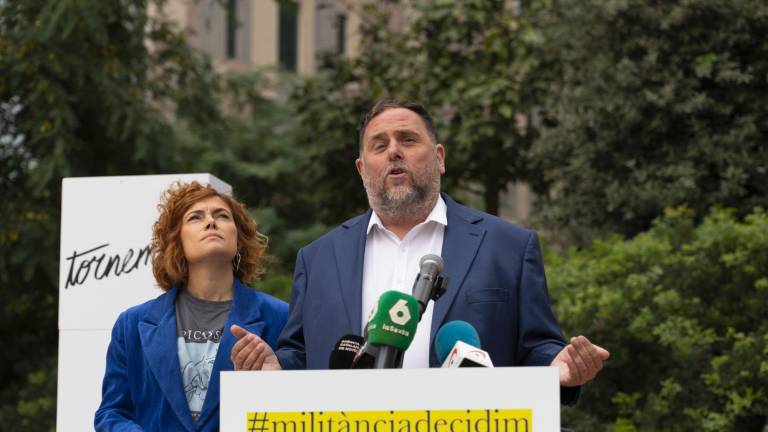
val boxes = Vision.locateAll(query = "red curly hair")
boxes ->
[151,181,267,290]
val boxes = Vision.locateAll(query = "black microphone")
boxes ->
[411,254,448,318]
[351,303,380,369]
[351,304,379,369]
[351,341,378,369]
[329,335,365,369]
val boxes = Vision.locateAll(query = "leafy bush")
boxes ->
[547,207,768,431]
[530,0,768,241]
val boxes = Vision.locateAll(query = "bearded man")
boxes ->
[235,100,608,405]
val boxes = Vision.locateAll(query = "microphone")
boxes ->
[350,303,381,369]
[329,335,365,369]
[434,320,493,368]
[411,254,448,318]
[366,290,420,369]
[350,341,378,369]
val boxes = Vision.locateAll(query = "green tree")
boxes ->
[173,69,329,295]
[288,53,375,224]
[289,0,543,215]
[547,207,768,430]
[405,0,543,215]
[530,0,768,241]
[0,0,234,428]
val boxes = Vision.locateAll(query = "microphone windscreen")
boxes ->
[351,342,378,369]
[435,320,481,363]
[419,254,444,273]
[366,291,420,351]
[329,335,365,369]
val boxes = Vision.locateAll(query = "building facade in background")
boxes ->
[163,0,361,74]
[160,0,532,223]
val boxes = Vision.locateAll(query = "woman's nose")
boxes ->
[205,214,216,228]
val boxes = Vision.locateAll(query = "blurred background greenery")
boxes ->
[1,0,766,430]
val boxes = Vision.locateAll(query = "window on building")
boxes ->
[335,13,346,55]
[226,0,237,59]
[278,0,299,71]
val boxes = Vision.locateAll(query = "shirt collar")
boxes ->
[366,194,448,235]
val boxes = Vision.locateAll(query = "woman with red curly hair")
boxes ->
[95,181,288,432]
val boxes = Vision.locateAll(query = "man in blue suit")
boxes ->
[251,100,608,402]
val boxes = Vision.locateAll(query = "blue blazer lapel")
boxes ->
[332,211,371,334]
[138,287,196,432]
[197,280,266,428]
[431,194,486,343]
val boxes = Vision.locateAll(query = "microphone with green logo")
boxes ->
[366,290,420,369]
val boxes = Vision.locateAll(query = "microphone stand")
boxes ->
[373,346,401,369]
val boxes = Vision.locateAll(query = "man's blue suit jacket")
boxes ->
[275,193,570,372]
[95,279,288,432]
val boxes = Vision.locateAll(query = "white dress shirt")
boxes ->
[361,195,447,368]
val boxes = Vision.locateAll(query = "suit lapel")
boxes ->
[431,195,486,342]
[197,280,266,428]
[333,211,371,334]
[138,288,196,432]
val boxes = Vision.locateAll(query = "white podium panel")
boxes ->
[221,368,560,432]
[57,174,231,432]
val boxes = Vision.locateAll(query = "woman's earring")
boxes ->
[233,251,242,272]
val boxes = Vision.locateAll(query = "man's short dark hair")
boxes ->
[358,100,439,150]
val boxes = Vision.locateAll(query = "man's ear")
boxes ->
[436,144,446,174]
[355,158,364,177]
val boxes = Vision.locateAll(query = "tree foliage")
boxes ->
[3,0,768,429]
[405,0,542,215]
[547,207,768,430]
[286,54,373,225]
[0,0,233,429]
[530,0,768,240]
[169,71,315,275]
[289,0,542,215]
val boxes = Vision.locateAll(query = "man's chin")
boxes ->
[383,187,416,203]
[385,177,412,188]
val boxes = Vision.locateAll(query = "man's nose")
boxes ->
[386,139,403,160]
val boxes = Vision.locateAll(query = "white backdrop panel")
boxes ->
[56,329,111,431]
[57,173,231,432]
[58,173,231,330]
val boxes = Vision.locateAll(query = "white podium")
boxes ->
[221,367,560,432]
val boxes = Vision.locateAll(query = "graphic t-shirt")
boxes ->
[175,290,232,424]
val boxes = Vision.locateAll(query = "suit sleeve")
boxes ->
[94,312,145,432]
[517,231,581,406]
[274,248,309,370]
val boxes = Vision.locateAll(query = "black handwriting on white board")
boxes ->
[64,243,152,289]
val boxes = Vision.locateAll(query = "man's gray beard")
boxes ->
[362,165,441,222]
